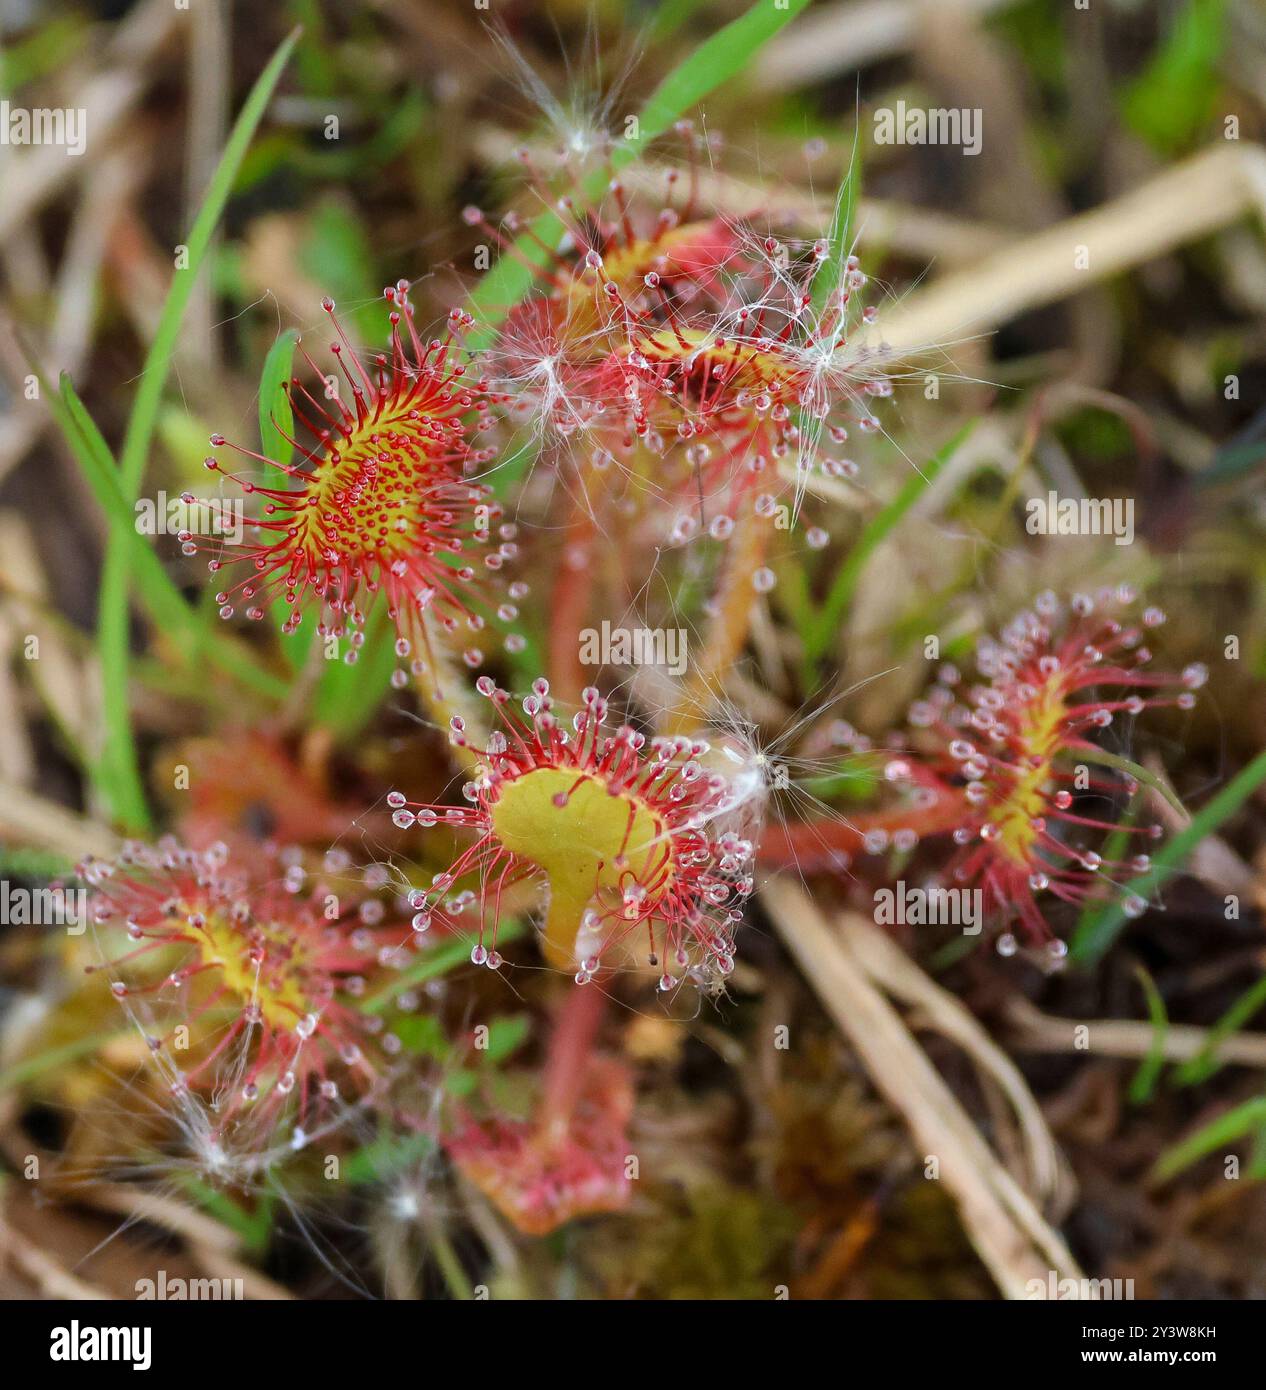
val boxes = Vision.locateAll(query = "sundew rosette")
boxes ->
[607,235,892,529]
[758,588,1205,959]
[81,838,408,1155]
[387,680,764,992]
[445,1049,634,1237]
[464,121,737,369]
[908,587,1206,957]
[470,128,896,537]
[470,136,899,708]
[199,282,523,692]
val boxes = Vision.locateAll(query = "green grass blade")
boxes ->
[1120,0,1228,155]
[480,1013,532,1063]
[0,1031,125,1095]
[1152,1095,1266,1183]
[1074,746,1187,818]
[810,138,862,317]
[1173,971,1266,1089]
[255,321,379,712]
[258,327,298,468]
[344,1130,437,1186]
[632,0,812,150]
[176,1174,277,1255]
[359,921,526,1015]
[256,328,316,673]
[1072,747,1266,964]
[52,375,289,700]
[117,30,299,496]
[309,599,398,738]
[648,0,710,42]
[96,547,152,829]
[466,0,813,349]
[803,420,977,662]
[1128,965,1170,1105]
[52,377,150,828]
[91,32,297,828]
[1073,796,1140,943]
[56,381,196,634]
[1249,1123,1266,1180]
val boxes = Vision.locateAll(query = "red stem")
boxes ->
[548,502,597,705]
[537,983,609,1137]
[758,792,970,871]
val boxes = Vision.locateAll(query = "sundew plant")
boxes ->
[2,0,1266,1322]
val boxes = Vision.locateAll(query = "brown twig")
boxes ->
[762,880,1086,1298]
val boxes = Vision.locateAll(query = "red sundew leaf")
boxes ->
[445,1056,634,1237]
